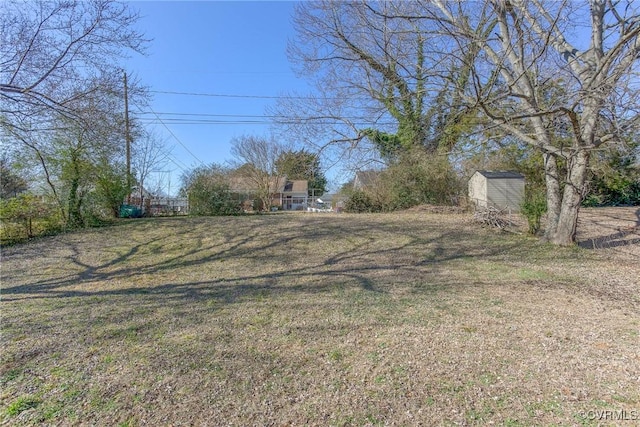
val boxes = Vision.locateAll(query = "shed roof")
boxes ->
[475,170,524,179]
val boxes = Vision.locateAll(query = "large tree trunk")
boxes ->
[548,150,590,246]
[543,152,562,241]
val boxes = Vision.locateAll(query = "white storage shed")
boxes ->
[468,171,525,212]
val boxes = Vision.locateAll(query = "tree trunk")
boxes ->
[67,152,84,227]
[262,195,272,212]
[67,178,83,227]
[549,150,590,246]
[543,152,562,241]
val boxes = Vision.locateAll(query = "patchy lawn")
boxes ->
[1,210,638,426]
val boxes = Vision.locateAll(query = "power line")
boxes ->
[137,119,394,126]
[139,111,279,118]
[149,90,365,101]
[135,111,394,126]
[140,120,271,125]
[166,156,190,172]
[131,104,192,173]
[137,111,386,121]
[141,101,206,167]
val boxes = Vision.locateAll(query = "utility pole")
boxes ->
[124,71,132,204]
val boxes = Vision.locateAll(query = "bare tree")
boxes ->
[272,1,478,171]
[131,130,170,207]
[1,0,146,127]
[230,135,286,211]
[1,0,149,223]
[428,0,640,245]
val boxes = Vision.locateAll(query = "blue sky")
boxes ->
[126,1,310,195]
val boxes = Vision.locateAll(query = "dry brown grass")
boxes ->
[1,210,638,426]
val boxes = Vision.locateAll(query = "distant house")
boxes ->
[279,180,308,210]
[127,186,188,216]
[353,170,383,191]
[147,196,189,216]
[468,171,525,212]
[229,176,308,211]
[128,185,155,207]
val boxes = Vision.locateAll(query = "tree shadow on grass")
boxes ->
[0,214,557,304]
[577,207,640,251]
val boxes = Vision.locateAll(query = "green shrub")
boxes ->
[582,193,604,208]
[585,144,640,206]
[344,190,380,213]
[182,165,244,216]
[363,151,462,212]
[384,152,461,209]
[584,179,640,206]
[342,150,463,214]
[188,182,242,216]
[521,187,547,235]
[93,165,130,218]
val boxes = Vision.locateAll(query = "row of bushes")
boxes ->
[0,195,65,244]
[583,181,640,207]
[0,193,122,245]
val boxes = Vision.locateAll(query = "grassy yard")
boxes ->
[1,211,638,426]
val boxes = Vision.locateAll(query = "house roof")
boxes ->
[130,185,155,198]
[228,177,308,194]
[228,176,287,193]
[283,180,308,194]
[354,170,383,189]
[475,170,524,179]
